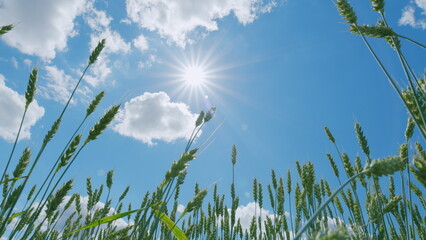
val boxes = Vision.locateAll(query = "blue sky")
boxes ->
[0,0,425,223]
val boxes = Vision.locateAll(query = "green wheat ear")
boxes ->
[336,0,357,25]
[86,91,105,118]
[182,189,208,215]
[410,150,426,188]
[25,68,38,109]
[231,144,237,165]
[56,134,82,173]
[355,122,370,158]
[12,148,30,178]
[364,156,406,177]
[405,117,415,141]
[106,170,114,189]
[323,126,335,143]
[195,111,205,127]
[88,39,106,66]
[370,0,385,12]
[350,25,395,39]
[45,180,73,217]
[84,105,120,144]
[0,24,13,36]
[43,118,62,146]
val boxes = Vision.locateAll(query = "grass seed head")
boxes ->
[85,105,120,144]
[350,24,395,38]
[204,107,216,123]
[327,153,340,178]
[287,170,292,194]
[25,68,38,109]
[86,91,105,117]
[185,189,208,213]
[27,185,36,201]
[384,195,402,213]
[231,144,237,165]
[355,122,370,158]
[5,185,23,210]
[46,180,73,217]
[43,118,61,146]
[405,117,415,141]
[119,186,130,202]
[106,170,114,189]
[2,174,9,198]
[324,127,336,143]
[365,156,405,177]
[370,0,385,12]
[355,155,367,188]
[57,134,82,173]
[410,154,426,188]
[195,111,205,127]
[342,153,355,177]
[336,0,357,25]
[165,148,198,182]
[0,24,13,35]
[13,148,30,178]
[89,39,106,66]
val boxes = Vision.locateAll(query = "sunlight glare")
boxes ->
[183,65,206,87]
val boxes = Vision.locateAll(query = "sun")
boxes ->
[163,45,235,109]
[183,65,207,87]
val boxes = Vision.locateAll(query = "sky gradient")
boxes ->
[0,0,425,227]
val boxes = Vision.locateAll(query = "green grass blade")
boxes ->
[153,209,188,240]
[0,176,28,184]
[65,208,140,236]
[7,211,25,222]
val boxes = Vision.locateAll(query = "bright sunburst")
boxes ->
[183,65,207,87]
[163,45,239,109]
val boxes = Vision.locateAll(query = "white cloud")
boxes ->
[113,92,198,145]
[125,0,276,47]
[0,0,88,60]
[137,54,160,69]
[23,58,32,67]
[39,66,78,104]
[234,202,275,231]
[399,3,426,29]
[415,0,426,12]
[84,57,112,87]
[89,28,131,55]
[85,6,130,55]
[133,34,149,52]
[84,7,131,87]
[0,74,44,142]
[30,195,129,234]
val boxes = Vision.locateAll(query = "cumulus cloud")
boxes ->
[125,0,276,46]
[0,0,88,60]
[39,65,94,105]
[133,34,149,52]
[23,58,32,67]
[399,1,426,29]
[113,92,198,145]
[416,0,426,12]
[25,195,129,234]
[137,54,160,69]
[83,57,112,87]
[0,74,44,142]
[84,6,131,87]
[39,66,78,104]
[234,202,275,231]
